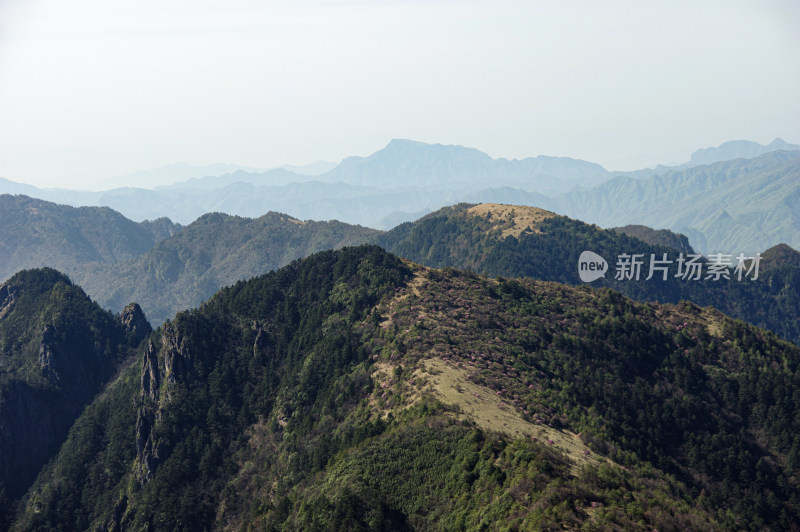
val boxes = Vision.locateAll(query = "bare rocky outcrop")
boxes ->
[253,320,272,358]
[135,340,162,485]
[119,303,152,346]
[135,324,194,485]
[135,406,159,485]
[140,340,160,402]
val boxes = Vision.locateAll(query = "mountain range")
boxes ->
[0,138,798,528]
[550,150,800,254]
[377,203,800,345]
[2,246,800,530]
[96,163,267,190]
[2,195,799,350]
[73,211,380,325]
[1,177,800,529]
[1,138,797,254]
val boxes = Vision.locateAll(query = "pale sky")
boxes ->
[1,0,799,188]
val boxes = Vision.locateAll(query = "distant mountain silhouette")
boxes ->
[321,139,609,192]
[2,139,798,253]
[687,138,799,166]
[99,162,266,190]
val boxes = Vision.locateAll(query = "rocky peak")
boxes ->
[119,303,152,345]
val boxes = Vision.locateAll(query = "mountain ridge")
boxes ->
[2,194,798,347]
[72,210,381,324]
[378,202,800,345]
[687,137,800,166]
[321,139,610,192]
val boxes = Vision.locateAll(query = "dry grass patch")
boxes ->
[700,307,726,338]
[466,203,557,238]
[413,358,607,475]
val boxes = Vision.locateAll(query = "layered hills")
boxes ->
[5,247,800,530]
[2,195,798,347]
[1,139,797,253]
[1,137,798,530]
[0,140,601,228]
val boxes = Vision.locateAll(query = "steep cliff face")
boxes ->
[133,321,194,488]
[0,269,148,507]
[0,283,19,321]
[135,341,161,486]
[130,315,206,493]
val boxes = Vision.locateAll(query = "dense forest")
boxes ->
[4,246,800,530]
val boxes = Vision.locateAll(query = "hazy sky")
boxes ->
[1,0,799,188]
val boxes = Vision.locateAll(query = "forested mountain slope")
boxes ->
[8,247,800,530]
[73,211,380,325]
[0,195,180,282]
[0,269,148,526]
[611,224,694,254]
[379,203,800,345]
